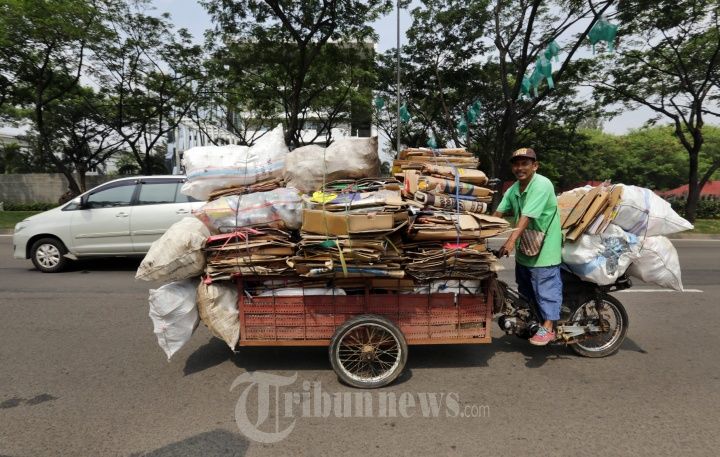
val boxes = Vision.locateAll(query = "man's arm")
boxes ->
[497,215,531,258]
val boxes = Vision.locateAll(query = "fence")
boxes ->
[0,174,113,204]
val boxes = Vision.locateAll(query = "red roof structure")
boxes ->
[657,181,720,199]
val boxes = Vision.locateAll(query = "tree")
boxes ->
[46,87,124,190]
[93,1,206,175]
[591,0,720,222]
[375,0,612,190]
[0,0,113,193]
[374,0,490,154]
[203,0,395,147]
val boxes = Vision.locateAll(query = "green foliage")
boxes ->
[670,199,720,219]
[203,0,395,147]
[590,0,720,222]
[94,2,205,175]
[2,202,56,211]
[0,211,43,229]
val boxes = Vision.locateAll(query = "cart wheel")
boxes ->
[329,314,408,389]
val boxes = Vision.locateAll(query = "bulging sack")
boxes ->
[283,136,380,193]
[257,287,346,296]
[148,279,200,360]
[197,281,240,349]
[136,218,211,282]
[627,236,683,291]
[613,185,693,236]
[193,188,303,232]
[562,224,641,285]
[181,124,288,200]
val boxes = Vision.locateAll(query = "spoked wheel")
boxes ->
[569,293,629,358]
[329,315,408,389]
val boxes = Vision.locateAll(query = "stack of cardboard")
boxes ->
[290,179,409,278]
[394,147,488,210]
[559,183,623,241]
[392,147,510,282]
[207,178,283,200]
[393,147,480,170]
[204,228,296,281]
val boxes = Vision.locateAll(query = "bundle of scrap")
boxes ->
[403,212,509,280]
[207,177,284,200]
[397,148,493,214]
[393,147,480,170]
[203,228,296,281]
[289,178,408,279]
[559,182,623,241]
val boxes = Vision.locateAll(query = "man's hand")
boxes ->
[497,239,515,258]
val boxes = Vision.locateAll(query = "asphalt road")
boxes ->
[1,236,719,457]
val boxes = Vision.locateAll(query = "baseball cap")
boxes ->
[510,147,537,162]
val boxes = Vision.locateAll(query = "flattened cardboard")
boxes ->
[302,209,407,236]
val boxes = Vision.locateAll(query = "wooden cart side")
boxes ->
[235,277,493,347]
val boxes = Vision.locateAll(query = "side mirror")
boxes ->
[71,196,82,206]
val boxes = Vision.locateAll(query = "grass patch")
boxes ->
[689,219,720,234]
[0,211,41,229]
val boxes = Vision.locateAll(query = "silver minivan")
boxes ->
[13,176,204,272]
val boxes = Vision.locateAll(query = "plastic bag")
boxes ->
[136,218,211,282]
[410,280,482,294]
[197,281,240,349]
[181,124,288,201]
[193,188,302,232]
[257,287,346,296]
[148,279,200,360]
[613,185,693,236]
[627,236,683,291]
[283,136,379,193]
[562,224,641,285]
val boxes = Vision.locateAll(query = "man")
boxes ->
[493,147,562,346]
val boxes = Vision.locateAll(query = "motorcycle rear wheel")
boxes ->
[569,293,628,358]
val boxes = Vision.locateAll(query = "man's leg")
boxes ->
[515,263,536,304]
[528,265,563,346]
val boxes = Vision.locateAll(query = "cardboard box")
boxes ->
[302,209,407,236]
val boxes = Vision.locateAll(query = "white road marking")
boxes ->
[617,289,703,293]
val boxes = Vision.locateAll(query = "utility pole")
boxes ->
[396,0,401,156]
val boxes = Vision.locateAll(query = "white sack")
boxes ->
[258,287,346,296]
[562,224,642,285]
[283,136,380,193]
[627,236,684,291]
[181,124,288,200]
[613,184,693,236]
[193,188,302,232]
[148,279,200,360]
[410,280,482,294]
[197,281,240,350]
[136,218,211,282]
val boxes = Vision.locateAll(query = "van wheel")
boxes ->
[31,238,69,273]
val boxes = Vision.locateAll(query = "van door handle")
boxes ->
[116,212,129,218]
[176,209,190,215]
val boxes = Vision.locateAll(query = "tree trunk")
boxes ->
[490,107,518,211]
[35,103,81,195]
[684,148,700,223]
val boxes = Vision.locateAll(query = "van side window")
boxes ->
[86,184,135,208]
[138,182,178,205]
[175,185,199,203]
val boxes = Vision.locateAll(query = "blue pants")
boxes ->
[515,264,563,321]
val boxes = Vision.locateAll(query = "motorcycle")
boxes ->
[492,266,631,357]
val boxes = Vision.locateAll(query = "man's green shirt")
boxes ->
[497,173,562,267]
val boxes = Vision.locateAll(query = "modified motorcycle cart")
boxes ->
[233,270,631,389]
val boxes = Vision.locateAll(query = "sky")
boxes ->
[152,0,655,135]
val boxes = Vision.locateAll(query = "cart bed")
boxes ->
[235,278,493,346]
